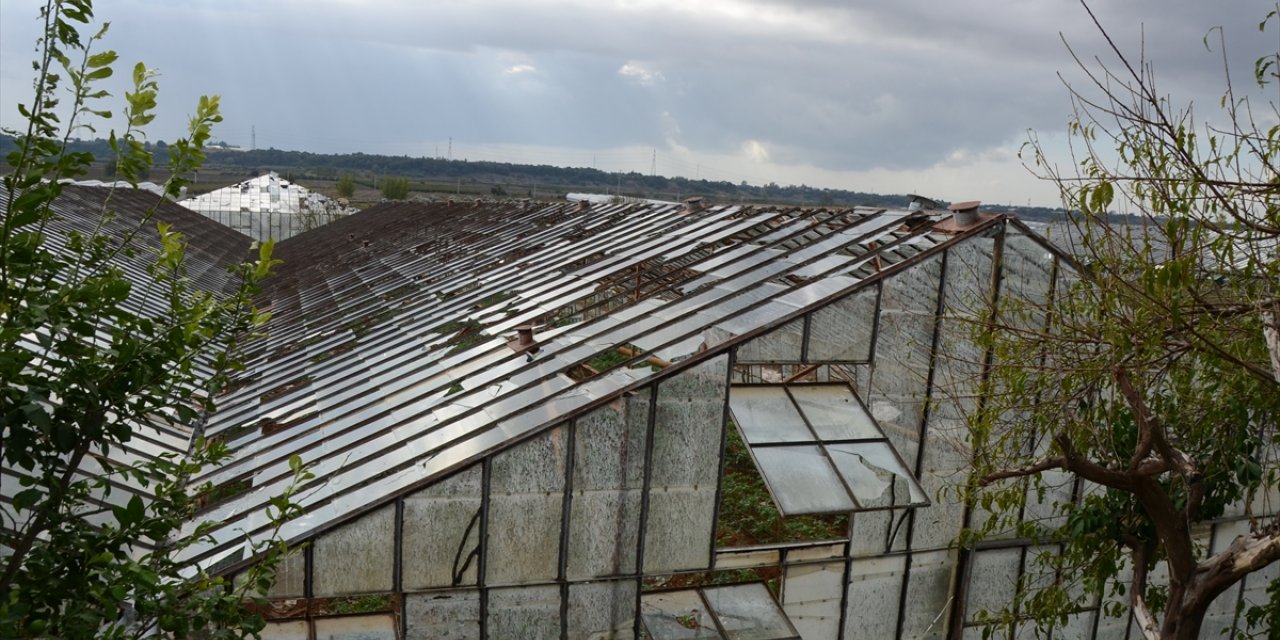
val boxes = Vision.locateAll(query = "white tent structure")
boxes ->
[180,172,354,241]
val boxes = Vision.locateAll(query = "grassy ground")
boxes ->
[716,422,847,547]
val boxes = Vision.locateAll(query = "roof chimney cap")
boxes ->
[508,324,541,355]
[947,200,982,226]
[907,194,939,211]
[683,196,706,214]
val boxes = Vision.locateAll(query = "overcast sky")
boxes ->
[1,1,1273,206]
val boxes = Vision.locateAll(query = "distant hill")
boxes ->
[0,133,1070,221]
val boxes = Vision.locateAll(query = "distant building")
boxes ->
[179,171,354,241]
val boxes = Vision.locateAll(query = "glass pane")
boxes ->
[402,465,483,589]
[311,505,395,596]
[782,563,843,640]
[703,583,799,640]
[313,615,397,640]
[486,427,565,585]
[405,590,479,640]
[260,621,308,640]
[965,548,1022,623]
[567,580,638,639]
[736,319,804,363]
[827,442,927,508]
[642,590,725,639]
[751,446,854,514]
[488,585,561,640]
[788,385,879,440]
[843,556,906,640]
[899,549,956,639]
[728,386,813,444]
[806,288,877,362]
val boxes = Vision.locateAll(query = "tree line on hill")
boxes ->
[0,133,1072,220]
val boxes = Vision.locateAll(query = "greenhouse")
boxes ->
[5,187,1273,639]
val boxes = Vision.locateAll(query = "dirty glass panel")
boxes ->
[568,396,647,579]
[703,582,799,639]
[568,487,642,579]
[485,426,566,585]
[1019,468,1073,532]
[750,446,854,514]
[867,398,924,475]
[567,580,639,639]
[312,505,395,596]
[941,239,996,319]
[644,487,718,573]
[260,620,308,640]
[235,547,306,598]
[899,549,956,639]
[806,288,877,362]
[736,319,805,363]
[651,356,727,488]
[728,386,812,444]
[880,254,942,313]
[1053,611,1098,639]
[910,417,970,551]
[404,590,479,640]
[788,384,878,440]
[268,548,306,598]
[1000,233,1055,310]
[848,510,893,557]
[827,443,927,508]
[844,557,907,640]
[644,358,727,572]
[865,305,935,470]
[402,464,482,589]
[641,590,725,639]
[782,562,843,640]
[964,548,1022,624]
[313,615,396,640]
[487,585,561,640]
[573,399,649,491]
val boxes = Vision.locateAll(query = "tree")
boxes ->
[1,1,305,637]
[336,173,355,198]
[962,5,1280,639]
[381,175,409,200]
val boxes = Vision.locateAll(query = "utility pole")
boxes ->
[448,137,452,161]
[251,125,256,151]
[650,148,656,176]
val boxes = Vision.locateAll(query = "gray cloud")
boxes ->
[1,0,1273,204]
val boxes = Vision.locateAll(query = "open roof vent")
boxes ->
[906,193,939,211]
[576,199,591,212]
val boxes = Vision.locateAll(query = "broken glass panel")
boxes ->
[642,590,725,639]
[827,443,927,508]
[702,583,800,640]
[728,384,927,516]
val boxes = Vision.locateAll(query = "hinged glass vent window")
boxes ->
[728,383,928,515]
